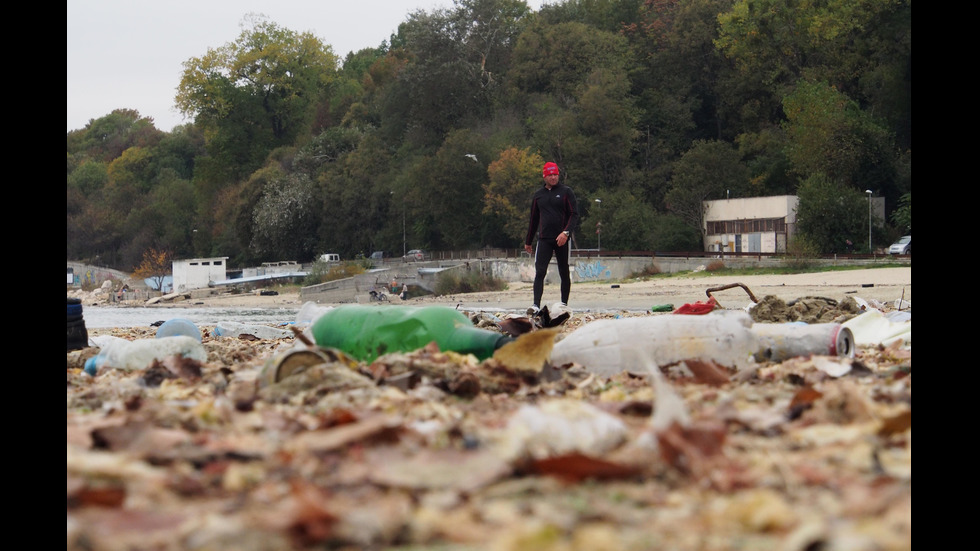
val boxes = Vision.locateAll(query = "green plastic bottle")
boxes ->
[311,304,513,363]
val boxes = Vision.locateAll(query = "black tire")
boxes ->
[67,318,89,351]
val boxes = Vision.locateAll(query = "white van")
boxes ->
[319,253,340,263]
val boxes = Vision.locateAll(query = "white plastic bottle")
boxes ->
[84,336,207,375]
[550,311,759,377]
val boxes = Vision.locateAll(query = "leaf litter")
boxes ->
[68,302,910,550]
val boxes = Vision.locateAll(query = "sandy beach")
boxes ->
[182,266,912,312]
[69,265,912,549]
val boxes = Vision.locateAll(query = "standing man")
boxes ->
[524,161,579,315]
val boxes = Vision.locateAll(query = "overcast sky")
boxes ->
[67,0,545,133]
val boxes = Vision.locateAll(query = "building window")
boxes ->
[708,218,787,234]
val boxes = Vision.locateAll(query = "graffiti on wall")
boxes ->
[574,259,612,281]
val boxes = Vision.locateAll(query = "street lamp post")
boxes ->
[594,199,602,256]
[865,190,873,253]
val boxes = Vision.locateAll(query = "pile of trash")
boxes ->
[67,292,910,551]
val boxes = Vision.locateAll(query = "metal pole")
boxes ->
[595,199,602,256]
[865,190,872,252]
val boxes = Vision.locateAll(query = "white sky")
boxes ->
[67,0,545,133]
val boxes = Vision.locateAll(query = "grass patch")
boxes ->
[628,262,662,278]
[303,261,366,286]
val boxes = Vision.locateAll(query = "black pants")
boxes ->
[533,239,571,306]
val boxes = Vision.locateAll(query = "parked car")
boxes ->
[404,249,427,261]
[888,235,911,255]
[370,251,390,261]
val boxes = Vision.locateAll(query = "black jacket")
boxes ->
[525,182,579,245]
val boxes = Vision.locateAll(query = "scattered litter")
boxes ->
[841,310,911,348]
[494,399,630,462]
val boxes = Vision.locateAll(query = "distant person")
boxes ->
[524,162,579,315]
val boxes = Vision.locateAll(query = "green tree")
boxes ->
[795,173,868,253]
[484,147,545,242]
[782,80,895,192]
[649,212,702,252]
[176,15,338,180]
[402,129,496,250]
[509,20,636,191]
[67,160,109,196]
[891,192,911,233]
[716,0,910,147]
[67,109,164,163]
[250,173,319,260]
[584,188,656,251]
[665,140,749,246]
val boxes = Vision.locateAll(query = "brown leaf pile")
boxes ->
[67,311,911,550]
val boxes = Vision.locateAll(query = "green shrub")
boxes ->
[783,236,820,270]
[629,262,662,278]
[303,261,365,286]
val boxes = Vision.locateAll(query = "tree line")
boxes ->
[67,0,911,271]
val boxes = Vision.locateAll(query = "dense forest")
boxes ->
[66,0,911,271]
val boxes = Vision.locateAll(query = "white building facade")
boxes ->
[703,196,798,254]
[172,257,229,292]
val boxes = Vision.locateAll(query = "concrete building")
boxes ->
[703,195,886,254]
[172,257,229,292]
[703,196,798,254]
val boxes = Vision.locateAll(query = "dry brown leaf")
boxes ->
[287,415,403,454]
[529,452,641,482]
[878,409,911,437]
[656,420,727,479]
[680,359,731,386]
[284,479,338,547]
[790,386,823,410]
[493,328,558,373]
[70,484,127,508]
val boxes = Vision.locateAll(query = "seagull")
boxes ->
[464,154,479,163]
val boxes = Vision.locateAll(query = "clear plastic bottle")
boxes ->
[311,304,513,363]
[550,311,759,377]
[84,335,207,375]
[213,321,294,340]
